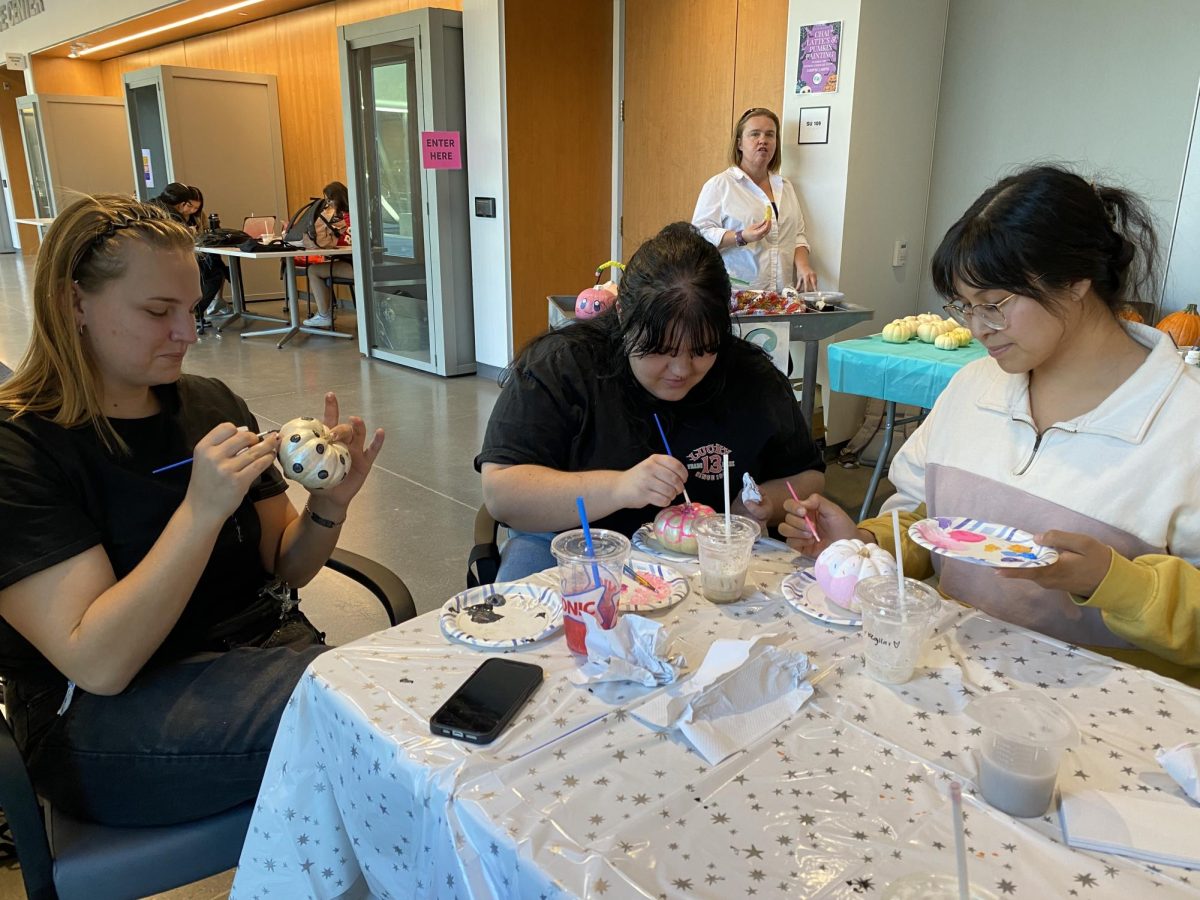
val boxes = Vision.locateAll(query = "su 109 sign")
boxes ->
[421,131,462,169]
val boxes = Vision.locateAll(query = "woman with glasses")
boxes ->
[0,195,386,825]
[782,165,1200,685]
[477,222,826,580]
[692,107,818,292]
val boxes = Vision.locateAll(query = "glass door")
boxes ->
[349,36,433,368]
[125,82,169,201]
[18,103,53,217]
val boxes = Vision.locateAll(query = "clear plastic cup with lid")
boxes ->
[854,575,941,684]
[966,690,1078,818]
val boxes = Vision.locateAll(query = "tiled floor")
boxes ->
[0,251,892,898]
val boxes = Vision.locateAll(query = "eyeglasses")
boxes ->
[942,292,1019,331]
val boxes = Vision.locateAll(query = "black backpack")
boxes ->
[196,228,252,248]
[283,197,330,246]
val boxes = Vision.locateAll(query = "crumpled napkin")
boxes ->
[740,472,762,505]
[1157,742,1200,802]
[566,614,683,688]
[632,633,813,765]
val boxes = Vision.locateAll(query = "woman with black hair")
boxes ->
[476,221,826,580]
[301,181,352,329]
[151,183,230,317]
[782,165,1200,685]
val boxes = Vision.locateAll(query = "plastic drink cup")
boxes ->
[551,529,630,654]
[966,691,1077,818]
[855,575,941,684]
[693,515,759,603]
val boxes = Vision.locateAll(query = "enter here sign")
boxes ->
[421,131,462,169]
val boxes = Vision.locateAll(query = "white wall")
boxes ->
[1163,81,1200,315]
[782,0,949,443]
[920,0,1200,315]
[461,0,511,369]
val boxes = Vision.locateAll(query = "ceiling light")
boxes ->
[68,42,88,59]
[79,0,267,56]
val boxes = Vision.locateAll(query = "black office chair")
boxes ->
[0,547,415,900]
[467,504,503,588]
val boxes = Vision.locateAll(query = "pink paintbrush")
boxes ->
[786,481,820,543]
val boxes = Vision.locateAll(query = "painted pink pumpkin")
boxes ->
[814,538,897,611]
[575,286,615,320]
[653,502,717,555]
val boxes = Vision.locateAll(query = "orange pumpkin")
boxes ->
[1156,303,1200,347]
[1116,305,1144,324]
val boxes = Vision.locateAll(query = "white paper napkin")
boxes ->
[1059,788,1200,869]
[566,614,683,688]
[1157,742,1200,803]
[632,633,813,765]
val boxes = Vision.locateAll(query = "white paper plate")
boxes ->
[439,582,563,649]
[908,517,1059,568]
[781,567,861,626]
[619,560,690,612]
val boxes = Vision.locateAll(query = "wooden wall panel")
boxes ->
[273,3,343,213]
[505,0,613,351]
[336,0,411,27]
[622,0,738,258]
[182,32,230,69]
[0,69,37,252]
[224,18,280,78]
[28,58,107,96]
[732,0,788,121]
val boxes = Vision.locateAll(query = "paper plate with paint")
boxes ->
[632,524,698,562]
[781,568,861,626]
[619,560,690,612]
[439,583,563,649]
[908,517,1059,568]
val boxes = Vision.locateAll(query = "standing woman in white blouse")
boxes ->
[692,107,818,292]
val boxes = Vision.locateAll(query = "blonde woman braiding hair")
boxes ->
[0,194,194,450]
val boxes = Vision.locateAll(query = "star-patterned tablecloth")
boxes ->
[233,543,1200,899]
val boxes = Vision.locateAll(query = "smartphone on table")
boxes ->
[429,657,544,745]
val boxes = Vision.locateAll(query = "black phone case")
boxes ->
[429,658,543,744]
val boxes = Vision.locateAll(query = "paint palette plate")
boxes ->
[633,523,794,562]
[781,567,861,626]
[908,517,1059,568]
[619,560,690,612]
[439,583,563,649]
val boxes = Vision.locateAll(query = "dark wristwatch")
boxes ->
[735,230,747,247]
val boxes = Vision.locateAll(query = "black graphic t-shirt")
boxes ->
[475,334,824,537]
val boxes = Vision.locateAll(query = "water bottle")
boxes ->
[208,212,221,231]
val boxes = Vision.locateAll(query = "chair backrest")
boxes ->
[242,216,278,239]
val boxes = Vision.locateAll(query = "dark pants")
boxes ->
[13,615,327,827]
[199,254,229,306]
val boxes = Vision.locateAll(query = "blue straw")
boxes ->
[651,413,691,505]
[575,496,602,588]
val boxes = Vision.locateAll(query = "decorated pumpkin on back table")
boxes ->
[814,538,897,611]
[277,416,351,490]
[653,502,717,555]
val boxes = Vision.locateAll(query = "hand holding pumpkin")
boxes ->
[996,529,1113,598]
[302,392,386,514]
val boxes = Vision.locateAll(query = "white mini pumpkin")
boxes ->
[277,416,351,490]
[813,538,898,611]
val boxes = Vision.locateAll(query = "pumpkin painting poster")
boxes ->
[796,21,841,94]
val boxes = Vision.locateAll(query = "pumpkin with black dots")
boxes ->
[276,416,352,490]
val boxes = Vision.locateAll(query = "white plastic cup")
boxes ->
[966,691,1077,818]
[855,575,941,684]
[551,529,629,654]
[693,514,759,603]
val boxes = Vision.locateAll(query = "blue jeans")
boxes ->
[496,529,558,581]
[14,612,327,827]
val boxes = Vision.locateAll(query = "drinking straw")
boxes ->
[722,452,731,536]
[151,429,277,474]
[892,508,907,606]
[575,496,602,587]
[950,781,970,900]
[786,480,820,543]
[651,413,691,505]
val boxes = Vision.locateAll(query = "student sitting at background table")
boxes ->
[477,221,826,581]
[782,165,1200,686]
[0,194,386,826]
[300,181,353,329]
[151,182,230,318]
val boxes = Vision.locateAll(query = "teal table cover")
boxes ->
[827,335,988,409]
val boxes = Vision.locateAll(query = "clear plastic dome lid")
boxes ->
[966,690,1077,748]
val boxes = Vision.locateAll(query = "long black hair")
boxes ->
[152,182,202,229]
[931,165,1159,315]
[323,181,349,216]
[505,222,735,392]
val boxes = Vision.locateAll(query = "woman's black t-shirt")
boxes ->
[0,376,288,686]
[475,334,824,536]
